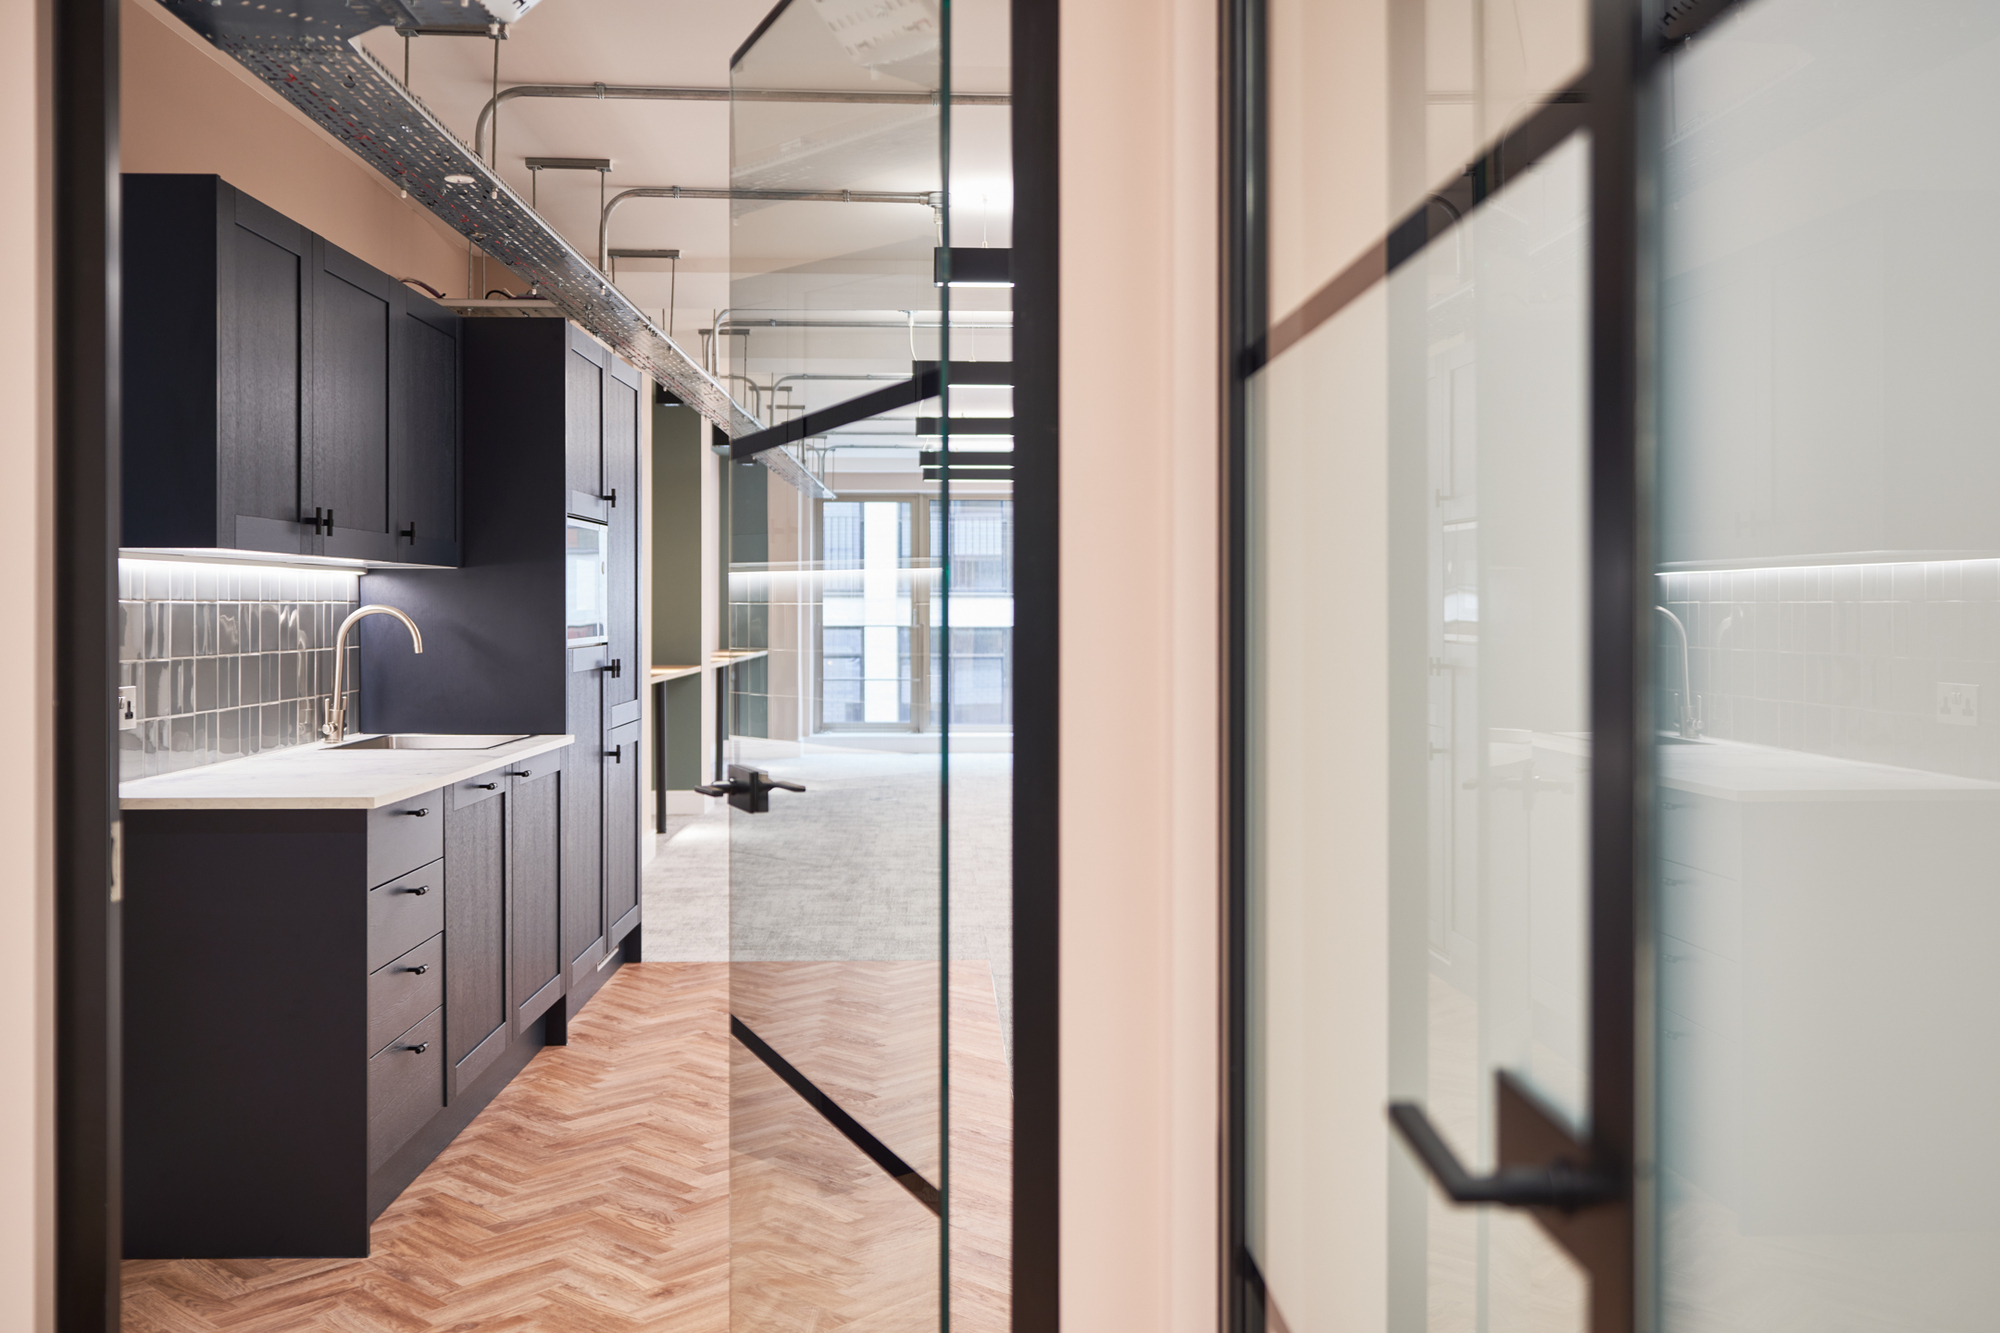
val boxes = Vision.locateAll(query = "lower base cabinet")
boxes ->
[120,744,621,1260]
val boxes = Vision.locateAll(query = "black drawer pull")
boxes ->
[607,744,623,763]
[405,1042,429,1055]
[604,658,622,679]
[509,769,532,779]
[402,807,430,817]
[406,964,428,975]
[475,782,499,790]
[405,886,429,896]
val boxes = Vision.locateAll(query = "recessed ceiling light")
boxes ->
[443,174,475,185]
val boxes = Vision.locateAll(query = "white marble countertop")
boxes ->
[119,735,574,810]
[1659,736,2000,802]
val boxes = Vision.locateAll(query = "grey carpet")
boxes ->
[640,748,1014,1050]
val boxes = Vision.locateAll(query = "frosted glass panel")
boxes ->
[1657,4,2000,1331]
[1245,131,1590,1332]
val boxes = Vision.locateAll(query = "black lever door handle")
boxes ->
[695,767,806,812]
[1387,1073,1616,1211]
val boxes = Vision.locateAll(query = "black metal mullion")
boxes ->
[56,0,123,1328]
[1009,0,1061,1319]
[1220,0,1265,1318]
[1579,0,1658,1329]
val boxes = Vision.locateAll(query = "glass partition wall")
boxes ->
[1231,2,2000,1332]
[1654,4,2000,1331]
[723,0,1013,1326]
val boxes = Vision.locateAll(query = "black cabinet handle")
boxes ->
[405,886,429,896]
[403,807,429,817]
[603,658,622,679]
[603,487,618,508]
[306,506,326,535]
[406,1042,429,1055]
[407,964,429,975]
[475,782,498,790]
[509,769,532,779]
[399,522,416,542]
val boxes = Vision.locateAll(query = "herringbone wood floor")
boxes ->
[123,963,730,1332]
[728,961,1012,1332]
[121,960,1011,1332]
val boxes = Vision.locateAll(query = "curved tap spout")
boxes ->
[323,605,423,744]
[1654,605,1701,740]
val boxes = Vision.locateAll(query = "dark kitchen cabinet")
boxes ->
[445,768,510,1098]
[120,174,461,567]
[604,372,641,707]
[605,719,641,941]
[313,242,396,562]
[565,645,608,984]
[511,756,565,1034]
[123,749,571,1260]
[363,317,645,1023]
[399,299,464,566]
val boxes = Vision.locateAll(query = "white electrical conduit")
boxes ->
[597,185,941,270]
[474,82,1011,161]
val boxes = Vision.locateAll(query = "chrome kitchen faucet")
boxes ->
[323,604,423,744]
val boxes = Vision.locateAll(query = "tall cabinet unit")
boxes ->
[121,174,461,567]
[362,318,644,1022]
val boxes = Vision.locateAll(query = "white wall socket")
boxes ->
[1937,682,1979,727]
[116,686,138,732]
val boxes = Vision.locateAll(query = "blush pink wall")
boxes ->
[121,0,470,298]
[0,0,54,1328]
[1060,0,1221,1321]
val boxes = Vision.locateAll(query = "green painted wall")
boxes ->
[651,404,706,790]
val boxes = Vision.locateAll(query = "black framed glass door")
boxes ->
[1231,2,2000,1332]
[1226,1,1633,1330]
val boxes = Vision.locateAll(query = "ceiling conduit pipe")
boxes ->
[598,186,942,270]
[474,81,1011,160]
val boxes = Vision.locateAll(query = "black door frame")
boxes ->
[1010,0,1061,1320]
[56,0,123,1327]
[56,2,1062,1330]
[1216,1,1750,1329]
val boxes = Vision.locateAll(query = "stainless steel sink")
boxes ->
[330,734,529,751]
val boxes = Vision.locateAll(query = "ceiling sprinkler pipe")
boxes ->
[473,82,1010,160]
[598,186,940,270]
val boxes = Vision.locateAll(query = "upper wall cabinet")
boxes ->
[122,175,462,568]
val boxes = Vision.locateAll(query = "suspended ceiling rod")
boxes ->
[474,81,1011,160]
[599,185,941,270]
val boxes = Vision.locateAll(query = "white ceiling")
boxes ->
[353,0,1013,366]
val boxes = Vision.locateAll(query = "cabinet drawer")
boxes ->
[367,789,443,888]
[450,767,507,811]
[367,859,443,973]
[367,1007,443,1173]
[368,933,443,1056]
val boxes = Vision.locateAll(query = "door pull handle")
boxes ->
[695,765,806,813]
[1387,1071,1615,1211]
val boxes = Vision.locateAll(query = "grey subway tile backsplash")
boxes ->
[118,558,361,782]
[1660,557,2000,782]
